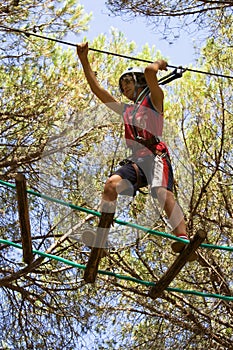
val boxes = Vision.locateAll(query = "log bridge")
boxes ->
[149,229,207,299]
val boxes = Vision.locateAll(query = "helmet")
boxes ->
[119,67,147,93]
[119,67,145,79]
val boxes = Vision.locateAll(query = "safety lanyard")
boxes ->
[131,86,150,141]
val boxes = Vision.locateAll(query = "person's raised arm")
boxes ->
[144,60,168,114]
[76,42,123,115]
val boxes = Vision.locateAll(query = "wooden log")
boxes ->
[15,173,33,264]
[149,229,207,299]
[84,212,114,283]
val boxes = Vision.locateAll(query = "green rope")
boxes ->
[0,179,232,252]
[0,238,232,301]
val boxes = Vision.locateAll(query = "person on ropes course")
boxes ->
[76,42,196,261]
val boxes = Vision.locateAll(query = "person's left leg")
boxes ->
[155,187,186,236]
[155,187,197,260]
[150,153,196,259]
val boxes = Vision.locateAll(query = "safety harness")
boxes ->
[131,66,185,152]
[120,67,185,194]
[128,86,160,156]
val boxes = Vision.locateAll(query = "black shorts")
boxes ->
[113,155,173,197]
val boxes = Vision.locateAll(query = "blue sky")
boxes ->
[78,0,198,67]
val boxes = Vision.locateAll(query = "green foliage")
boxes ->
[106,0,233,41]
[0,3,232,350]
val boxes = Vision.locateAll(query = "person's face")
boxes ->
[120,74,135,100]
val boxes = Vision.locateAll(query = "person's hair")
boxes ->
[135,73,147,89]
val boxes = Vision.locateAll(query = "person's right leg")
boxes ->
[90,173,134,248]
[83,174,127,282]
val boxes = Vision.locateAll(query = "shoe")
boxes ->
[82,229,96,247]
[82,229,107,258]
[171,234,189,253]
[171,234,197,262]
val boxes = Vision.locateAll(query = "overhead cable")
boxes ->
[1,26,233,80]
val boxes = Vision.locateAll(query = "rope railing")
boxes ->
[0,238,232,301]
[0,179,232,252]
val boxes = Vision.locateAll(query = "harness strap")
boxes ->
[119,159,142,192]
[130,89,162,154]
[131,162,141,189]
[135,135,161,151]
[131,87,149,141]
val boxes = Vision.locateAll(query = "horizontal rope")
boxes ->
[0,179,232,252]
[0,238,232,301]
[1,25,233,80]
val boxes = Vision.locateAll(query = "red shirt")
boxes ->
[123,95,169,157]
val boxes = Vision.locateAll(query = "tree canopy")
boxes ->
[0,1,232,349]
[106,0,233,39]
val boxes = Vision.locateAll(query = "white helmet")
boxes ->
[119,67,147,93]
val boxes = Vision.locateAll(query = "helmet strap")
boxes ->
[133,85,138,100]
[132,73,148,101]
[132,73,138,100]
[134,86,149,103]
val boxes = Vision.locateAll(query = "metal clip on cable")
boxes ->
[158,66,186,85]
